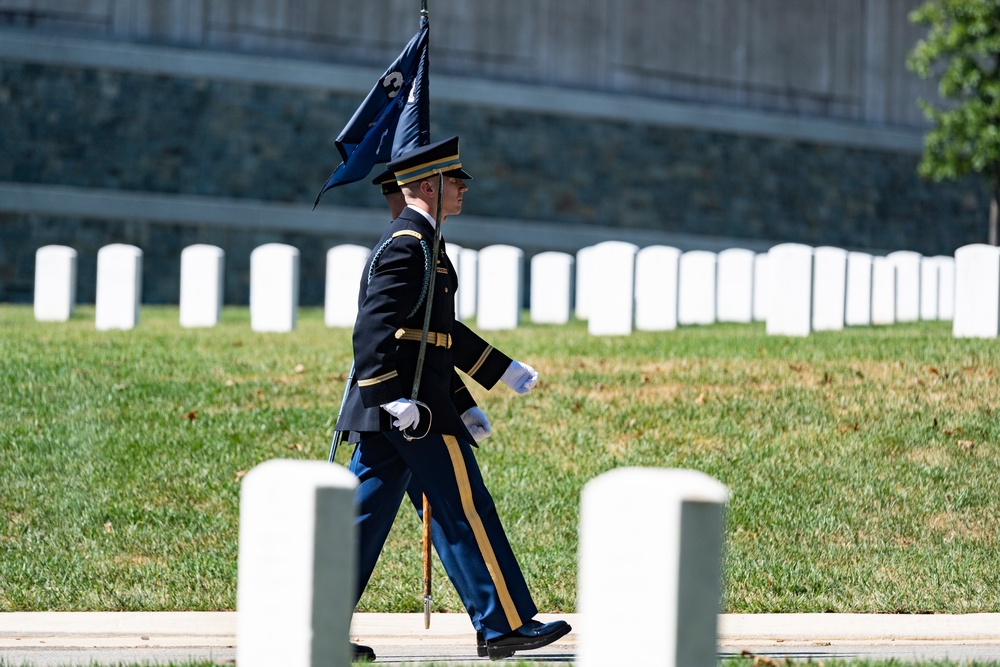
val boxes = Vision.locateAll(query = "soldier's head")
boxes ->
[387,136,472,221]
[371,168,405,219]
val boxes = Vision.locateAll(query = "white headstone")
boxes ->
[458,247,478,321]
[635,245,681,332]
[870,256,896,326]
[95,243,142,331]
[577,468,728,667]
[811,246,847,332]
[588,241,638,336]
[324,245,370,328]
[887,250,922,323]
[752,253,769,322]
[251,243,299,333]
[678,251,717,326]
[575,245,599,320]
[919,255,940,321]
[476,245,522,330]
[953,244,1000,338]
[844,251,873,327]
[237,459,357,667]
[716,248,755,323]
[765,243,813,337]
[179,244,224,328]
[935,255,956,321]
[34,245,77,322]
[530,251,573,325]
[445,243,463,271]
[446,243,464,320]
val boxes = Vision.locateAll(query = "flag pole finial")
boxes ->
[421,0,428,20]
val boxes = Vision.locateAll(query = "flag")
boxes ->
[391,20,430,160]
[314,22,429,207]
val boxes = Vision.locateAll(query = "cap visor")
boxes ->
[371,168,395,185]
[444,167,473,180]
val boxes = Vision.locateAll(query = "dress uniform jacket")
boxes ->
[335,206,512,440]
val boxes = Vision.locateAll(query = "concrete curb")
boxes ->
[719,613,1000,644]
[1,612,998,649]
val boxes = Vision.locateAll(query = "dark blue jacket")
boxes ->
[335,207,511,442]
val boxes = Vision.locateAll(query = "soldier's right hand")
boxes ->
[381,398,420,431]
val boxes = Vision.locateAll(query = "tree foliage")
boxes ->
[907,0,1000,187]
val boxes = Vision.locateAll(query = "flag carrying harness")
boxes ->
[367,234,433,320]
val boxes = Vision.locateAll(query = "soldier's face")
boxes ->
[440,176,468,218]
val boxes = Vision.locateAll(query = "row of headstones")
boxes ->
[32,242,493,331]
[753,242,1000,338]
[32,241,534,331]
[576,242,960,336]
[30,241,1000,338]
[574,241,1000,338]
[238,459,727,667]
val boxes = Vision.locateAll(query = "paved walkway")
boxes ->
[1,612,999,665]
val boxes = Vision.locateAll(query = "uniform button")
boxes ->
[444,287,449,293]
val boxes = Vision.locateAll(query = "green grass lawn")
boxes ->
[1,305,998,614]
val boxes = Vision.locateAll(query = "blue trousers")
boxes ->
[350,429,538,639]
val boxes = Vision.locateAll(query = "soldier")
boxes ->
[370,166,501,658]
[338,136,570,661]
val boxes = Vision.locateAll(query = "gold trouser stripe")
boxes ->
[468,346,493,377]
[442,435,521,629]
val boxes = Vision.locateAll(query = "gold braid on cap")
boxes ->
[394,155,463,185]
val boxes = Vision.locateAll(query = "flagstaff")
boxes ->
[419,0,433,633]
[412,5,437,630]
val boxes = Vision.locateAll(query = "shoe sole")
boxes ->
[352,644,376,662]
[485,623,572,660]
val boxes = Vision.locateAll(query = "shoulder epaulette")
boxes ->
[392,229,423,240]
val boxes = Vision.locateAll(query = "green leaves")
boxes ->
[907,0,1000,190]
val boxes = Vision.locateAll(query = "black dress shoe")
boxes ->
[476,630,487,657]
[352,641,376,662]
[483,619,572,660]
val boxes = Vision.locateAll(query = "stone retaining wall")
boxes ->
[0,46,988,305]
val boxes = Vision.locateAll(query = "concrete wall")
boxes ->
[0,0,934,127]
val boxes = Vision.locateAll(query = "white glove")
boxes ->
[501,360,538,394]
[381,398,420,431]
[461,407,492,441]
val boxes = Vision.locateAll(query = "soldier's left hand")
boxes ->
[501,360,539,394]
[461,407,492,441]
